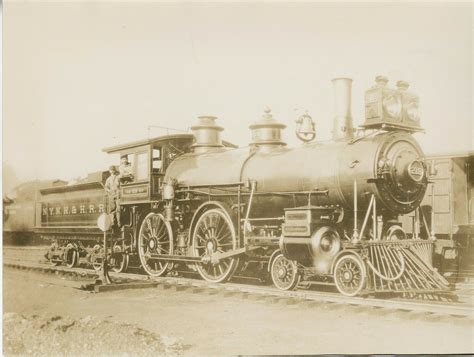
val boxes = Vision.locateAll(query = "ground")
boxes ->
[3,268,473,356]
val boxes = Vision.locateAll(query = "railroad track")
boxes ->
[3,247,474,321]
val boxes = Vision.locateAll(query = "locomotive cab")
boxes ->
[102,134,195,203]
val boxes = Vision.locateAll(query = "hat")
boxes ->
[120,154,128,159]
[109,165,117,172]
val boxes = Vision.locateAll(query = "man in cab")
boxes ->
[119,154,134,184]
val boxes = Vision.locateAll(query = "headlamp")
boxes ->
[383,94,402,118]
[405,99,419,122]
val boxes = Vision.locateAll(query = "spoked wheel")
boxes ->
[92,261,102,271]
[333,254,367,296]
[48,242,61,266]
[270,253,300,291]
[109,243,129,273]
[384,225,407,241]
[138,212,173,277]
[91,244,103,271]
[64,244,78,268]
[192,208,239,283]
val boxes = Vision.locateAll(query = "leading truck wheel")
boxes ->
[333,254,367,297]
[384,225,407,241]
[192,208,239,283]
[138,213,173,277]
[270,253,300,291]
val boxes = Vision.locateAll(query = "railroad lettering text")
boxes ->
[41,203,103,216]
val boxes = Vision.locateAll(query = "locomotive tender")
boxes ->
[31,76,450,295]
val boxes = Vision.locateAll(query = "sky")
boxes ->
[3,1,473,187]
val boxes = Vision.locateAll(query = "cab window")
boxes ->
[135,152,149,181]
[152,148,163,173]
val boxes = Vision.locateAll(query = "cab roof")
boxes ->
[102,133,237,154]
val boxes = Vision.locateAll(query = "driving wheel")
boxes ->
[138,212,173,277]
[192,208,239,283]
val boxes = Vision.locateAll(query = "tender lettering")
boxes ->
[41,203,104,216]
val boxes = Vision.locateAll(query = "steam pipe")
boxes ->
[353,180,358,240]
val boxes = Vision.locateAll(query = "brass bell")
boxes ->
[295,112,316,142]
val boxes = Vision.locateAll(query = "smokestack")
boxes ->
[332,77,354,140]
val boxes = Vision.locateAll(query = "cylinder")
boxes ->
[332,78,354,140]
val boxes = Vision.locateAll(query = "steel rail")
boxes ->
[3,256,473,319]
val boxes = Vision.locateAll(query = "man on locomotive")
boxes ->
[105,165,121,227]
[119,154,134,184]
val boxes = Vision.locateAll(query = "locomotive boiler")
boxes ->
[150,76,447,295]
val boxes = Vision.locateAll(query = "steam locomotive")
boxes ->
[5,76,450,296]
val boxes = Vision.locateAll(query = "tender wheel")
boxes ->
[48,242,61,266]
[64,244,78,268]
[270,253,300,291]
[91,244,103,271]
[192,208,239,283]
[109,244,129,273]
[333,254,367,296]
[138,212,173,277]
[92,261,102,271]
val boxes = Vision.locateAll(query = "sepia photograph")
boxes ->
[2,1,473,356]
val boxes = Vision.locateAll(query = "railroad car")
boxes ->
[400,151,474,278]
[5,76,451,296]
[3,179,67,244]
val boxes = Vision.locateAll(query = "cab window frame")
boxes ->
[134,150,149,182]
[117,147,150,185]
[151,145,164,174]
